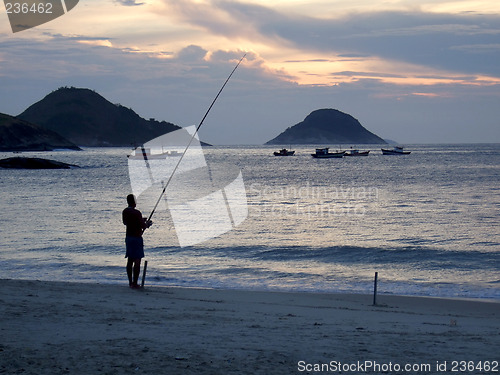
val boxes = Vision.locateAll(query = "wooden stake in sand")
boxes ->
[141,260,148,288]
[373,272,378,306]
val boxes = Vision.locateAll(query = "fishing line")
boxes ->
[143,53,247,231]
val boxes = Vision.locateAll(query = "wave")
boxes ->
[148,244,500,272]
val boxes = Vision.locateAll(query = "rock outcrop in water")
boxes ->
[266,108,387,145]
[0,157,80,169]
[0,113,80,152]
[18,87,182,147]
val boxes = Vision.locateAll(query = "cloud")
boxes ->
[0,1,499,144]
[177,44,209,62]
[332,71,405,79]
[156,0,500,83]
[156,0,293,46]
[114,0,145,6]
[78,39,113,47]
[450,43,500,53]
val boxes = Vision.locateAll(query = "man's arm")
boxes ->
[137,210,152,230]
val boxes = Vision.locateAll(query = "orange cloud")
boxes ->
[77,39,113,48]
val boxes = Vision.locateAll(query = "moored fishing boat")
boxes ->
[381,146,411,155]
[311,148,345,158]
[345,148,370,156]
[127,147,181,160]
[273,148,295,156]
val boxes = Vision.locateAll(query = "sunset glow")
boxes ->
[1,0,499,143]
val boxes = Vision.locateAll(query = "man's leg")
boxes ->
[126,258,134,286]
[132,258,142,287]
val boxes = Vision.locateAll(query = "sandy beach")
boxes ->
[1,279,498,374]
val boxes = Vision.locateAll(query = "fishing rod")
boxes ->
[143,53,247,231]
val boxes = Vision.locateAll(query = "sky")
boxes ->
[1,0,500,145]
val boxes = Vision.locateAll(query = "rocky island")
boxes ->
[18,87,182,147]
[0,113,80,152]
[0,157,79,169]
[266,109,387,145]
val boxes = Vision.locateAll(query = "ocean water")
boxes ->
[1,144,499,299]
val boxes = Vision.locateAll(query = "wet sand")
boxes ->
[1,279,499,374]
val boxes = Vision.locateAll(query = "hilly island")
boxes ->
[18,87,182,147]
[266,109,386,145]
[0,112,80,152]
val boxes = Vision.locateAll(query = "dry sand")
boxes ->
[1,279,499,374]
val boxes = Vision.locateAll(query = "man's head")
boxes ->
[127,194,136,207]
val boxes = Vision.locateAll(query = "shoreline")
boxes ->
[2,279,499,374]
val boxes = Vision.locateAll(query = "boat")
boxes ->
[345,148,370,156]
[273,148,295,156]
[381,146,411,155]
[311,148,345,158]
[127,147,182,160]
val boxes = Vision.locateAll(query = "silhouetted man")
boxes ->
[122,194,152,288]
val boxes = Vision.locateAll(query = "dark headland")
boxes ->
[0,113,80,152]
[0,157,79,169]
[266,109,387,145]
[18,87,182,147]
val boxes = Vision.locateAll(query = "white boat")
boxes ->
[127,147,181,160]
[381,146,411,155]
